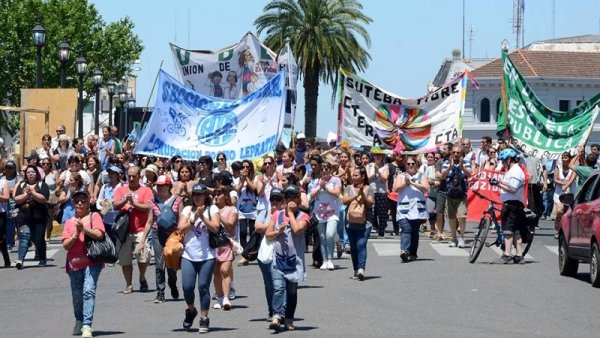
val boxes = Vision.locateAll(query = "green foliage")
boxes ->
[255,0,372,137]
[0,0,143,132]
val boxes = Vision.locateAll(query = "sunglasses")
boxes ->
[175,159,182,163]
[452,151,461,154]
[42,162,52,166]
[73,199,88,205]
[217,158,225,161]
[56,130,65,133]
[406,163,416,166]
[264,162,273,165]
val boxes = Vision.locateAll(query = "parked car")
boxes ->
[558,170,600,287]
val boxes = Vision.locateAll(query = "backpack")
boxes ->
[156,196,180,231]
[445,165,467,199]
[347,187,366,224]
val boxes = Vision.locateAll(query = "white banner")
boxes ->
[339,70,467,153]
[135,70,287,161]
[170,32,297,127]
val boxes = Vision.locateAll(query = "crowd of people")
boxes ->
[1,125,599,336]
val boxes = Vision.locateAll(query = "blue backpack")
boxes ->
[445,165,468,199]
[156,197,179,230]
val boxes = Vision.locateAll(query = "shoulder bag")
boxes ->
[113,210,130,243]
[85,213,119,263]
[207,207,230,248]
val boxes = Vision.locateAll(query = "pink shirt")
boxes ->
[113,184,153,233]
[61,212,105,272]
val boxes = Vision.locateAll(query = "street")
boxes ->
[1,219,598,337]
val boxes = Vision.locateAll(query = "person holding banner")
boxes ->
[394,156,429,262]
[552,152,576,234]
[490,148,526,264]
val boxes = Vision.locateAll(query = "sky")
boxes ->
[92,0,600,138]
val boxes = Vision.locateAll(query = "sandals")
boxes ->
[123,285,133,294]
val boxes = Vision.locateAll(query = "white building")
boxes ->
[431,35,600,147]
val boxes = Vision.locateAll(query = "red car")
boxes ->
[558,170,600,287]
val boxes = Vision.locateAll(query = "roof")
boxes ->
[471,50,600,79]
[525,34,600,45]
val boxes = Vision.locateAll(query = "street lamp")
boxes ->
[32,23,46,88]
[107,80,117,126]
[58,40,71,88]
[126,95,136,109]
[92,69,103,135]
[75,55,88,138]
[118,86,127,137]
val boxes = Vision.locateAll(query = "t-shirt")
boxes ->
[60,170,92,191]
[181,205,219,262]
[0,177,7,213]
[271,209,310,282]
[237,182,257,220]
[15,181,50,222]
[112,184,154,233]
[310,176,342,222]
[501,164,525,202]
[573,165,594,189]
[61,212,105,272]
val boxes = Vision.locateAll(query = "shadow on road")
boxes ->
[94,330,126,336]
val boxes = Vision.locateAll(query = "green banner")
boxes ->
[497,50,600,159]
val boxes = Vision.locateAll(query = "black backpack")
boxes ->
[445,166,467,199]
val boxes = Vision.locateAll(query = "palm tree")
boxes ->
[255,0,372,138]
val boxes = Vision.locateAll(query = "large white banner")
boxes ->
[135,70,286,161]
[339,70,467,153]
[170,32,297,127]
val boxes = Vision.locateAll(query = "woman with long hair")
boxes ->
[553,152,577,233]
[235,159,257,266]
[41,157,59,242]
[57,172,86,225]
[276,149,295,178]
[61,191,104,337]
[342,166,374,280]
[173,164,196,203]
[212,186,238,311]
[0,160,11,266]
[177,183,221,333]
[13,165,50,268]
[255,156,279,228]
[213,152,230,174]
[2,160,20,251]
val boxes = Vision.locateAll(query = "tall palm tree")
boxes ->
[255,0,372,138]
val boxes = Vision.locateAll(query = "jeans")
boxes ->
[337,208,349,248]
[238,219,255,249]
[543,182,554,217]
[181,257,215,311]
[69,264,102,326]
[399,218,420,256]
[346,225,370,271]
[271,265,298,321]
[317,219,337,260]
[152,229,177,293]
[6,217,16,248]
[258,259,274,317]
[387,198,399,235]
[0,213,9,264]
[17,221,46,261]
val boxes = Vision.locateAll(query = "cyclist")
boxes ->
[490,148,526,264]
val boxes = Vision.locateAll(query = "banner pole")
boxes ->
[500,50,511,143]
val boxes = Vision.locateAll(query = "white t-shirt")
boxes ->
[311,176,342,222]
[501,164,525,203]
[181,204,219,262]
[60,169,92,190]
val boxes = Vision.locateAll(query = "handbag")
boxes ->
[85,213,119,264]
[209,224,231,248]
[241,232,261,262]
[347,187,366,224]
[308,212,318,232]
[163,231,184,270]
[257,234,274,264]
[113,211,130,243]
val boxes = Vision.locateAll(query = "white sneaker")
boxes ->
[327,260,334,270]
[213,297,223,310]
[458,237,466,248]
[320,262,328,270]
[449,239,458,248]
[81,325,92,338]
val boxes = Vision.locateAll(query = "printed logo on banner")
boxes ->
[374,105,432,152]
[166,108,191,137]
[196,111,238,146]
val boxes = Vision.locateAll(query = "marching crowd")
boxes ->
[1,125,600,336]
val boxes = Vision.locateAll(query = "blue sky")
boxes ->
[93,0,600,138]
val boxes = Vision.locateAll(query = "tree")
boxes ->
[255,0,372,138]
[0,0,143,137]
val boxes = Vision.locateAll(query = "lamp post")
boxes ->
[75,55,88,138]
[106,80,116,126]
[92,69,103,135]
[32,23,46,88]
[118,87,127,139]
[57,40,71,88]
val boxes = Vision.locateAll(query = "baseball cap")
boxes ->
[191,183,208,194]
[5,160,16,169]
[71,190,90,199]
[283,185,301,198]
[156,175,172,186]
[217,170,233,186]
[296,133,306,140]
[270,188,284,200]
[107,166,123,174]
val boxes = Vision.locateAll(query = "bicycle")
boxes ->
[468,189,537,264]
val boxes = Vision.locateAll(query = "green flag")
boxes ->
[498,50,600,159]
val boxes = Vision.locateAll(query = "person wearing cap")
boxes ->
[0,160,12,267]
[293,133,308,166]
[149,174,182,304]
[61,190,105,337]
[112,166,154,294]
[2,160,20,251]
[212,185,238,311]
[254,186,285,322]
[98,126,116,171]
[142,164,159,190]
[274,142,287,166]
[265,185,310,331]
[178,183,221,333]
[215,170,237,204]
[96,166,125,244]
[14,165,50,268]
[53,134,74,171]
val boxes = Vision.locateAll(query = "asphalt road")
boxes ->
[1,219,598,337]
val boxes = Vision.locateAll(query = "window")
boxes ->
[576,174,600,204]
[480,98,490,123]
[559,100,570,112]
[496,98,502,122]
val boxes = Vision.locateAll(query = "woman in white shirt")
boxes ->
[177,183,221,334]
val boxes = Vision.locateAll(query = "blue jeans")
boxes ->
[346,225,370,271]
[270,265,298,321]
[181,257,215,311]
[69,264,102,326]
[543,183,554,217]
[17,221,46,261]
[337,208,349,248]
[258,259,274,317]
[399,218,420,256]
[6,217,16,248]
[318,219,337,260]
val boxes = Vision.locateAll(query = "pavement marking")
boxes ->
[489,245,535,260]
[23,249,59,267]
[372,243,400,257]
[428,243,469,256]
[545,245,558,255]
